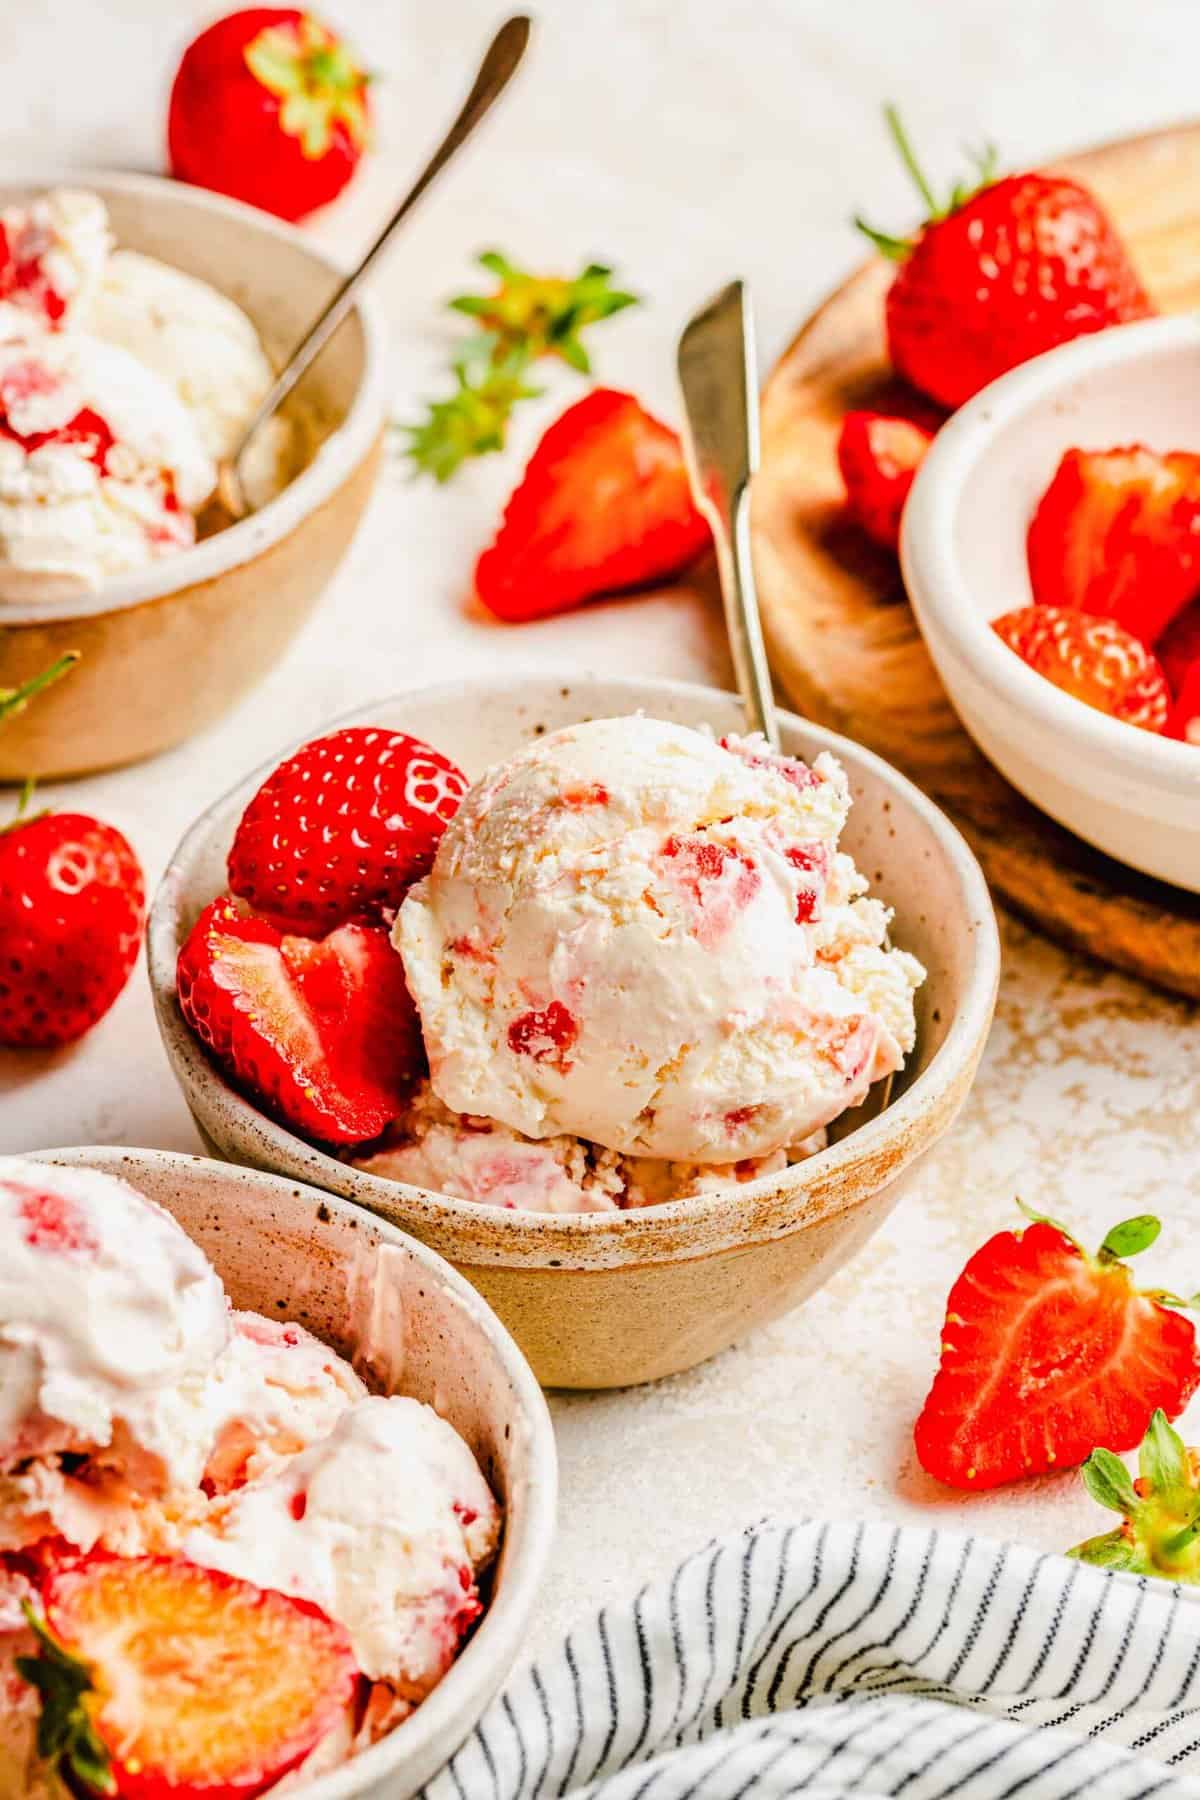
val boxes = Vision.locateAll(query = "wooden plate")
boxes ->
[754,120,1200,1001]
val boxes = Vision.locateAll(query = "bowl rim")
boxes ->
[0,168,389,625]
[27,1143,558,1800]
[147,672,1001,1263]
[900,313,1200,798]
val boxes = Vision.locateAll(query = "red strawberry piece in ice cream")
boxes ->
[660,833,761,945]
[506,1001,579,1071]
[13,1184,99,1256]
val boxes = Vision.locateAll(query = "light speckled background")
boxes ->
[2,0,1198,1652]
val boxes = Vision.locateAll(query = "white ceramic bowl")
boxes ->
[901,315,1200,893]
[26,1146,556,1800]
[148,674,1000,1389]
[0,171,388,779]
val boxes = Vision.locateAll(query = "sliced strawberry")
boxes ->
[227,727,468,936]
[1159,599,1200,693]
[836,410,933,551]
[1167,658,1200,745]
[1027,446,1200,643]
[992,604,1170,733]
[474,388,712,621]
[914,1210,1200,1490]
[19,1555,358,1800]
[176,898,423,1145]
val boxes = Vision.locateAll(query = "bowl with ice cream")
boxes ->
[0,1147,555,1800]
[149,673,1000,1388]
[0,177,385,779]
[152,677,997,1384]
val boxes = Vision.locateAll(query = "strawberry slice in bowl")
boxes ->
[18,1554,359,1800]
[176,899,424,1147]
[991,605,1172,735]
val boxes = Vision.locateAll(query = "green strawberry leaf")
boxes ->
[1139,1408,1191,1500]
[1080,1446,1141,1517]
[16,1604,114,1796]
[1100,1215,1161,1261]
[1067,1527,1139,1572]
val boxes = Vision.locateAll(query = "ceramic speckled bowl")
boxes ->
[148,675,1001,1389]
[0,172,387,781]
[27,1145,556,1800]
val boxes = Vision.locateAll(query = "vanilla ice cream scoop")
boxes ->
[187,1395,501,1692]
[0,331,216,601]
[0,1160,230,1486]
[397,717,925,1163]
[0,189,112,339]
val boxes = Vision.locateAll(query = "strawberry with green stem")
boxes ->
[914,1204,1200,1491]
[1070,1409,1200,1582]
[857,106,1153,410]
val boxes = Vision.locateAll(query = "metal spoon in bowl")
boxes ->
[210,13,531,524]
[677,280,894,1131]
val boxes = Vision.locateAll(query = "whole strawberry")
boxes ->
[0,811,146,1049]
[227,727,469,936]
[168,8,370,222]
[858,108,1154,410]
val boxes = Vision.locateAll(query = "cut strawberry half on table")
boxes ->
[18,1554,359,1800]
[836,410,933,551]
[1027,445,1200,643]
[176,898,423,1145]
[857,109,1154,411]
[992,605,1171,733]
[227,726,468,936]
[474,387,712,622]
[914,1209,1200,1491]
[1070,1409,1200,1583]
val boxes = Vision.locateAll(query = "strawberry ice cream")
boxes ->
[0,189,111,338]
[0,333,215,601]
[395,716,924,1166]
[352,1078,823,1213]
[0,1160,229,1487]
[187,1395,501,1694]
[0,1160,502,1792]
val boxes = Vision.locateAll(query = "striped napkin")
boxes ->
[423,1520,1200,1800]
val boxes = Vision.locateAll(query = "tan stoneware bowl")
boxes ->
[0,172,387,781]
[26,1145,557,1800]
[148,674,1001,1389]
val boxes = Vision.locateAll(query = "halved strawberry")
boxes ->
[992,604,1170,732]
[18,1555,358,1800]
[1027,446,1200,643]
[227,727,468,936]
[1157,597,1200,694]
[836,410,933,551]
[1167,659,1200,745]
[474,388,712,622]
[176,898,423,1145]
[914,1209,1200,1491]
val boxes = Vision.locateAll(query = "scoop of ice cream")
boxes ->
[0,1160,230,1489]
[0,333,216,601]
[186,1395,500,1691]
[396,717,924,1163]
[0,189,112,339]
[351,1078,818,1213]
[84,248,293,500]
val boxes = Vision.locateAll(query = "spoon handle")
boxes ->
[677,278,779,750]
[233,14,532,471]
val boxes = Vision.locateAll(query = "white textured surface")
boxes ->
[1,0,1198,1655]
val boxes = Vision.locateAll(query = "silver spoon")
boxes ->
[677,280,893,1131]
[212,13,532,522]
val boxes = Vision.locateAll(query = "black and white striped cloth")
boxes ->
[423,1521,1200,1800]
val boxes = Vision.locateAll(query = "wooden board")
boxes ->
[753,120,1200,1001]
